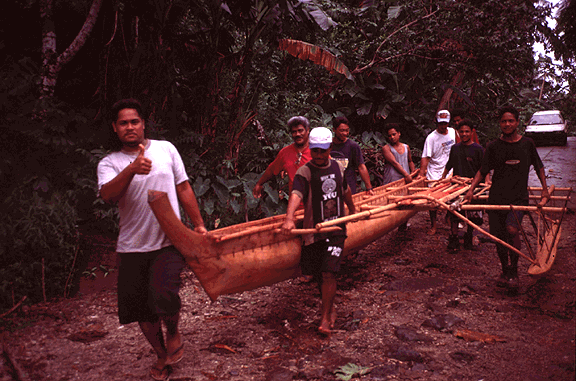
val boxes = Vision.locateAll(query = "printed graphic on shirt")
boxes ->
[328,245,342,257]
[330,151,349,178]
[320,173,341,221]
[442,140,455,155]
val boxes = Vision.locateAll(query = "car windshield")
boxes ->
[530,114,563,125]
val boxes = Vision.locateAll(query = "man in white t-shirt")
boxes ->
[419,109,457,234]
[97,99,206,381]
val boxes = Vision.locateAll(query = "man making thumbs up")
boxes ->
[97,98,206,381]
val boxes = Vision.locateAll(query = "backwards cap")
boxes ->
[309,127,332,149]
[436,109,450,123]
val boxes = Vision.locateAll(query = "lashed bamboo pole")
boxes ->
[528,186,572,191]
[542,193,568,264]
[510,204,536,260]
[213,222,285,242]
[274,226,343,235]
[460,205,565,213]
[315,202,402,229]
[396,194,537,265]
[476,195,569,201]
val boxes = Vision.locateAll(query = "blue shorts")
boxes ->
[300,235,346,276]
[117,246,185,324]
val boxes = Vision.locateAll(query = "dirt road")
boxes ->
[1,138,574,380]
[529,136,576,209]
[2,206,574,381]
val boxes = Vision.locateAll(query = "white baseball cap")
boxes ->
[309,127,333,149]
[436,109,450,123]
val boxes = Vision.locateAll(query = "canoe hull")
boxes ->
[149,177,424,301]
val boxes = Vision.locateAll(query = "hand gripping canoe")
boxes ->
[148,190,302,301]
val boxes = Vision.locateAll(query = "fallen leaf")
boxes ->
[214,343,237,353]
[205,315,238,321]
[201,370,218,380]
[454,329,506,343]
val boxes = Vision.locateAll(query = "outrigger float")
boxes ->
[148,174,572,301]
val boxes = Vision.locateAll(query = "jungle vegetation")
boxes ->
[1,0,574,310]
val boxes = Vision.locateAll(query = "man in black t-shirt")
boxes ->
[282,127,356,335]
[330,116,374,195]
[442,120,489,250]
[464,106,549,291]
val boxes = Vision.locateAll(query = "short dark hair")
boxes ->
[110,98,144,122]
[497,106,519,121]
[332,116,349,130]
[287,116,310,131]
[457,119,474,130]
[384,123,401,134]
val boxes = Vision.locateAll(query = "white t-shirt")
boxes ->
[421,128,457,180]
[97,140,189,253]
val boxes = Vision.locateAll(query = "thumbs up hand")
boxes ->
[130,144,152,175]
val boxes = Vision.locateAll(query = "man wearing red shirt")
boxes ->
[253,116,312,198]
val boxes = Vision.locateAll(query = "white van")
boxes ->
[525,110,568,146]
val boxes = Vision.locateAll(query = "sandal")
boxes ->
[166,343,184,365]
[150,364,170,381]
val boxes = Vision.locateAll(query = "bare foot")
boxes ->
[329,309,337,329]
[318,323,331,336]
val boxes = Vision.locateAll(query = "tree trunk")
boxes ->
[438,70,465,112]
[39,0,103,98]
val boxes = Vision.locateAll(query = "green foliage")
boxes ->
[0,180,79,309]
[175,133,289,229]
[1,0,573,312]
[334,363,372,380]
[83,265,109,279]
[0,59,105,310]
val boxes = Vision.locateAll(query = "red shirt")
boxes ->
[268,144,311,192]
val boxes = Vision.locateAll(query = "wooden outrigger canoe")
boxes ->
[149,176,465,301]
[148,175,571,301]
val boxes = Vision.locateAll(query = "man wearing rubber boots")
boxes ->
[98,98,207,380]
[464,106,549,292]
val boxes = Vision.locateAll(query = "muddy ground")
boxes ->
[1,208,575,381]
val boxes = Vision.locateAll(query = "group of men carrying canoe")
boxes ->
[97,99,550,380]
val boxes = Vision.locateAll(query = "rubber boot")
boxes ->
[507,266,519,291]
[496,265,509,288]
[463,232,474,250]
[447,234,460,252]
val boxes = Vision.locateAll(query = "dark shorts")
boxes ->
[300,235,346,276]
[488,208,526,237]
[117,246,185,325]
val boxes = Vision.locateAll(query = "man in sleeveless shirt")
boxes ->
[381,124,415,185]
[381,124,416,232]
